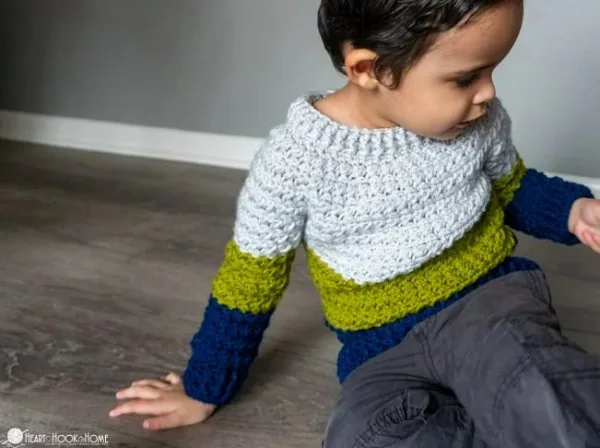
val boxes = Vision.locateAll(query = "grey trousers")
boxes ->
[323,270,600,447]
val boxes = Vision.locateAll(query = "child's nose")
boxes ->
[473,81,496,106]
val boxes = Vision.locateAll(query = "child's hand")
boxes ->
[569,198,600,253]
[109,372,216,431]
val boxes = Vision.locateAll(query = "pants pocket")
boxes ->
[351,388,470,448]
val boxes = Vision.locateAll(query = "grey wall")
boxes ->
[0,0,340,138]
[1,0,599,177]
[495,0,600,178]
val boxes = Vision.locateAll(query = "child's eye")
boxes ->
[455,73,479,88]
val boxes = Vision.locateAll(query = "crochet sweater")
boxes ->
[182,92,593,406]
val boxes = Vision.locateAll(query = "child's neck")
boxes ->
[313,83,397,130]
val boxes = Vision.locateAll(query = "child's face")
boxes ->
[381,0,524,140]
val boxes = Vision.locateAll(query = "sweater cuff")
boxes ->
[505,169,594,245]
[182,296,272,406]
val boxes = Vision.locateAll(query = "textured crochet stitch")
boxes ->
[181,91,593,406]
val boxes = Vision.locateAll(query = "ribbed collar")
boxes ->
[285,90,488,158]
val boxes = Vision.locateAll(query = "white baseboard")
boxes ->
[0,110,263,171]
[550,174,600,198]
[1,109,599,197]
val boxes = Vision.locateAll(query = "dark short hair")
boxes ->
[317,0,504,87]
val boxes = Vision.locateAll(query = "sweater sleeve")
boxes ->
[182,127,307,406]
[484,99,594,245]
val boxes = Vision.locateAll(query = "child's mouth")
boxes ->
[455,117,482,130]
[455,122,472,130]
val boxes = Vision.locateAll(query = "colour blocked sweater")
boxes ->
[182,92,594,406]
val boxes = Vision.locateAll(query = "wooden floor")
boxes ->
[2,139,600,447]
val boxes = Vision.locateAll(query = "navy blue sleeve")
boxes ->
[505,169,594,245]
[182,296,273,406]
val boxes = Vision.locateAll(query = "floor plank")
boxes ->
[0,140,335,448]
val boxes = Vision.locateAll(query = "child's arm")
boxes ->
[182,132,306,406]
[484,100,594,245]
[110,127,308,430]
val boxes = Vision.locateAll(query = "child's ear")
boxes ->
[344,48,379,90]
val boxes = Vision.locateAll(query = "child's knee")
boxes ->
[493,355,600,445]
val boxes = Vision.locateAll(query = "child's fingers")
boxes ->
[579,229,593,245]
[142,404,214,431]
[163,373,182,385]
[109,398,175,417]
[130,379,170,389]
[583,230,600,254]
[592,231,600,247]
[115,385,163,400]
[143,412,185,431]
